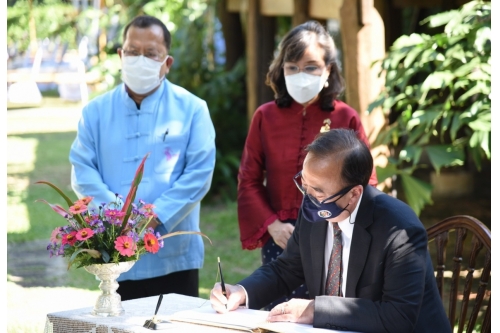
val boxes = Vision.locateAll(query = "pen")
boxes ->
[218,256,227,309]
[163,129,169,141]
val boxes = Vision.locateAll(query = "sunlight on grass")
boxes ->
[7,281,100,333]
[7,136,38,234]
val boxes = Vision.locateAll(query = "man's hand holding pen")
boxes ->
[210,283,246,313]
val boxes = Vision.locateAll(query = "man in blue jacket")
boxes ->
[69,15,216,300]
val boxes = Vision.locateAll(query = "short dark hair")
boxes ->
[122,15,171,51]
[266,20,345,111]
[305,129,373,187]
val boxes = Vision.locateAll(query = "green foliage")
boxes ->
[162,4,247,202]
[368,1,491,215]
[7,0,80,52]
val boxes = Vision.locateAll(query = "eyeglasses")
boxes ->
[283,64,325,76]
[121,49,166,62]
[293,171,354,207]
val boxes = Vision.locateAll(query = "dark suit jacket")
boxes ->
[239,186,451,333]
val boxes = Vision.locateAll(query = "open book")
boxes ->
[168,306,358,333]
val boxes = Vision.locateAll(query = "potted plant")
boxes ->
[368,0,491,215]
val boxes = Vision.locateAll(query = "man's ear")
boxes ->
[164,56,174,75]
[117,48,123,59]
[350,185,363,204]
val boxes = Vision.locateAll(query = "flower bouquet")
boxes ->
[38,153,211,269]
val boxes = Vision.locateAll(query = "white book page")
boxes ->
[169,306,361,333]
[169,306,268,331]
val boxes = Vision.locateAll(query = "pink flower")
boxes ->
[105,209,125,219]
[69,202,87,215]
[50,227,62,243]
[144,233,160,254]
[114,236,137,257]
[61,231,78,246]
[76,228,94,241]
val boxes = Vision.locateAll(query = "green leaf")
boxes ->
[68,248,101,270]
[35,181,74,207]
[400,173,433,216]
[403,45,425,68]
[474,27,491,54]
[421,71,455,91]
[375,164,399,183]
[425,145,465,173]
[469,131,491,159]
[399,146,423,166]
[423,10,457,28]
[100,249,111,263]
[456,82,490,103]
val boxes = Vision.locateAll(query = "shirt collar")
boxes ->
[336,190,364,238]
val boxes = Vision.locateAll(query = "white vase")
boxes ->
[84,261,136,316]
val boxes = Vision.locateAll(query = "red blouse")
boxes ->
[237,99,378,250]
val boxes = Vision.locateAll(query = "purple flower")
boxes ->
[156,232,164,248]
[126,230,140,242]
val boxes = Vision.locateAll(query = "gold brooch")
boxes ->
[320,119,331,133]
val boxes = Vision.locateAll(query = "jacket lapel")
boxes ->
[309,220,328,297]
[345,186,377,297]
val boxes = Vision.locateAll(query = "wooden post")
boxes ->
[246,0,276,124]
[293,0,311,26]
[339,0,385,143]
[340,0,388,186]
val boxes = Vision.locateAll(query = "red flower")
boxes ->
[61,231,78,246]
[114,236,137,257]
[76,228,94,241]
[69,202,87,215]
[144,233,160,254]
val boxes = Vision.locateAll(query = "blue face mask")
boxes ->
[293,171,354,223]
[300,186,352,223]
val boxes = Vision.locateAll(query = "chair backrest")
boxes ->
[427,215,491,333]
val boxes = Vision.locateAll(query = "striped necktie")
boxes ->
[325,223,343,296]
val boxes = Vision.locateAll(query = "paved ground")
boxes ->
[7,239,69,288]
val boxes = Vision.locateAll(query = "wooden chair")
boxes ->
[427,215,491,333]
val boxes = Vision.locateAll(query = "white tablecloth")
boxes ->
[44,293,237,332]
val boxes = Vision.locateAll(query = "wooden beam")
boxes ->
[260,0,293,16]
[309,0,342,20]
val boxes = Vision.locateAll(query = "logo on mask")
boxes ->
[318,210,332,218]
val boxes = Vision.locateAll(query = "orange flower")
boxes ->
[77,196,94,205]
[144,233,160,254]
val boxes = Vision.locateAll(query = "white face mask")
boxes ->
[284,71,329,104]
[121,55,168,95]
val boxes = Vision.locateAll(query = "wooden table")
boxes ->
[44,293,241,333]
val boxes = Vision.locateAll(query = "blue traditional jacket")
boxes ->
[69,79,216,280]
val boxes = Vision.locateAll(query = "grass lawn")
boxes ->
[6,98,261,333]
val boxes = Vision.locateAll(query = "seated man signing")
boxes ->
[210,128,450,333]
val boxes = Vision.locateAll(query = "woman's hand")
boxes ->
[266,299,315,324]
[210,283,246,313]
[267,219,294,249]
